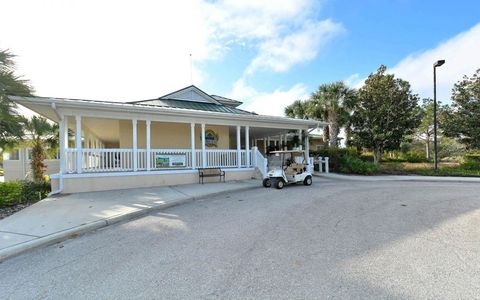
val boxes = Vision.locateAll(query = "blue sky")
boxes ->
[1,0,480,116]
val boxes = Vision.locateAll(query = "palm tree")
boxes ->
[310,82,356,147]
[23,116,58,182]
[0,49,33,148]
[284,100,309,119]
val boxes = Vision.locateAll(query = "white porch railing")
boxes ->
[65,148,253,174]
[315,156,330,173]
[252,147,268,178]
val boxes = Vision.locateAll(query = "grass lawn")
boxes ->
[380,162,480,177]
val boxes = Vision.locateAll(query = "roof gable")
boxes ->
[159,85,220,104]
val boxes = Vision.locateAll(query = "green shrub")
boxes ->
[464,152,480,162]
[0,180,51,207]
[21,180,51,202]
[401,151,428,163]
[460,152,480,170]
[311,147,359,172]
[339,155,379,175]
[0,182,23,206]
[311,147,379,174]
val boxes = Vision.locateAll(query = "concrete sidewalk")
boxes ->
[315,172,480,183]
[0,179,260,261]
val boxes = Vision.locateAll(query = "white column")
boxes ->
[59,116,66,174]
[64,116,69,150]
[298,129,303,150]
[245,126,250,167]
[146,120,151,171]
[263,138,266,153]
[305,132,310,161]
[132,119,138,171]
[75,115,82,173]
[237,125,241,168]
[190,122,196,170]
[201,123,206,168]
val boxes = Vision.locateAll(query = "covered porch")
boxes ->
[11,94,321,193]
[60,116,312,174]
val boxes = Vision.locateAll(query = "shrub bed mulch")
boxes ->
[0,202,34,220]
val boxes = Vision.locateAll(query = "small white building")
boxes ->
[8,85,325,193]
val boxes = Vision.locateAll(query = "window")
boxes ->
[4,149,20,160]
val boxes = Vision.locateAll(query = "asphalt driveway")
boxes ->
[1,178,479,299]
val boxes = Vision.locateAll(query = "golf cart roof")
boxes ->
[270,150,305,154]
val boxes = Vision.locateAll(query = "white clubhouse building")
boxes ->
[7,85,324,193]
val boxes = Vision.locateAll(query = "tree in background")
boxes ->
[414,98,435,160]
[351,65,421,164]
[442,69,480,149]
[23,116,58,182]
[0,49,32,149]
[310,82,356,147]
[285,82,356,147]
[284,100,309,119]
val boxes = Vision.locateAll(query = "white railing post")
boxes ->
[191,122,196,170]
[236,125,241,168]
[59,116,66,174]
[319,156,323,173]
[252,146,258,167]
[132,119,138,171]
[325,157,330,173]
[75,115,82,173]
[263,157,268,178]
[146,120,151,171]
[245,126,250,167]
[201,123,206,168]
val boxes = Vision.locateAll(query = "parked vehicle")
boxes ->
[262,150,312,189]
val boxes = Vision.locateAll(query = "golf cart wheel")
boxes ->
[262,178,271,188]
[303,175,312,186]
[275,179,284,189]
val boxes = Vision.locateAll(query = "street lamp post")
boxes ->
[433,59,445,174]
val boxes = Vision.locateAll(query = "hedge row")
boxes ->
[311,147,379,175]
[0,181,51,207]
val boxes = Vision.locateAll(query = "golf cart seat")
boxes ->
[289,163,305,169]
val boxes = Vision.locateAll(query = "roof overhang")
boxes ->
[9,96,326,130]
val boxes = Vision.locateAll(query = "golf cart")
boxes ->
[262,150,313,189]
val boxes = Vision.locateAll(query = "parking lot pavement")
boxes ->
[1,178,479,299]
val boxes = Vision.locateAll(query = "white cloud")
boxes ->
[201,0,316,41]
[231,79,309,116]
[0,0,215,101]
[203,0,343,75]
[344,73,361,88]
[390,23,480,102]
[246,19,344,74]
[1,0,341,106]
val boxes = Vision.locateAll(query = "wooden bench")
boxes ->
[198,167,225,184]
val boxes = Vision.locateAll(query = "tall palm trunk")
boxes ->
[323,126,330,145]
[31,139,46,182]
[328,112,339,147]
[344,125,351,147]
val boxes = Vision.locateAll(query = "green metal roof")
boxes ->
[137,99,255,115]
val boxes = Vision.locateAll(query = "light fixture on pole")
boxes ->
[433,59,445,174]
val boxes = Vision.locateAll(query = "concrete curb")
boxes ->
[0,184,260,262]
[314,172,480,183]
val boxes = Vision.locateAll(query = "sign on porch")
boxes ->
[204,129,219,147]
[155,154,186,168]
